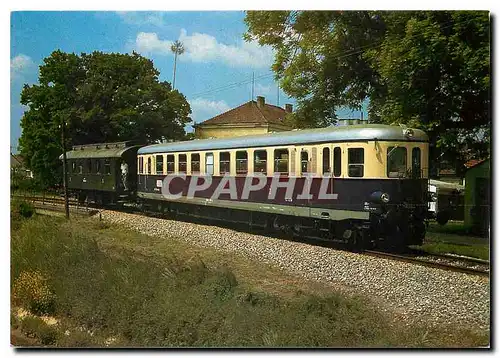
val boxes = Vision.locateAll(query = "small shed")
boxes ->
[464,159,490,234]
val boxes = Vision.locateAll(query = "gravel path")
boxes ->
[96,210,490,331]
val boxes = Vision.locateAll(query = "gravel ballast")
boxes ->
[95,210,490,331]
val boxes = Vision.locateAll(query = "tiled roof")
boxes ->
[10,154,25,168]
[197,100,289,127]
[465,159,487,169]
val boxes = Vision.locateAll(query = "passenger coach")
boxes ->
[136,124,430,249]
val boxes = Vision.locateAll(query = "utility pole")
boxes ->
[277,85,280,106]
[61,120,70,219]
[171,40,185,90]
[251,72,255,100]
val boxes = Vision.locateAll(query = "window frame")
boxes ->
[219,152,231,175]
[348,148,364,178]
[191,153,201,174]
[254,150,267,175]
[387,146,408,178]
[300,150,310,175]
[147,157,152,175]
[104,158,111,175]
[333,147,342,177]
[273,148,289,175]
[178,154,187,174]
[236,151,248,175]
[322,147,331,174]
[138,157,144,174]
[156,155,164,175]
[166,154,175,174]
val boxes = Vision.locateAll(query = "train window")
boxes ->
[71,161,76,173]
[206,153,214,175]
[322,148,330,174]
[104,159,111,175]
[412,148,421,178]
[333,147,341,177]
[301,151,310,174]
[219,152,230,174]
[274,149,289,174]
[387,147,407,178]
[254,150,267,175]
[139,157,144,174]
[348,148,364,177]
[86,159,92,173]
[95,160,101,174]
[156,155,164,174]
[191,153,200,173]
[166,155,175,174]
[179,154,187,173]
[78,161,83,174]
[236,151,248,175]
[147,157,152,174]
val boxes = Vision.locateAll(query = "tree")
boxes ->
[18,50,191,187]
[244,11,490,174]
[171,40,185,90]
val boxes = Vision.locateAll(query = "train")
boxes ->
[60,124,434,249]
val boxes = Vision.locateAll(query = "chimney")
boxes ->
[285,104,293,113]
[256,96,265,108]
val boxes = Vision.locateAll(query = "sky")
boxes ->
[10,11,367,151]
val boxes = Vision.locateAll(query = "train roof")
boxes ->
[138,124,428,155]
[60,142,141,160]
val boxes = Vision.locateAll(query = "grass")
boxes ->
[11,213,489,348]
[420,222,490,260]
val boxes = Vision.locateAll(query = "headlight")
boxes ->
[403,128,414,138]
[428,192,438,202]
[369,191,391,204]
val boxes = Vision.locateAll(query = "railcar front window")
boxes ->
[254,150,267,175]
[206,153,214,175]
[387,147,407,178]
[333,147,342,177]
[166,155,175,174]
[156,155,164,174]
[95,160,101,174]
[412,147,421,178]
[79,161,83,174]
[236,151,248,175]
[219,152,230,174]
[86,159,92,174]
[191,153,200,173]
[179,154,187,173]
[274,149,289,174]
[348,148,364,177]
[72,161,76,173]
[322,147,330,174]
[147,158,152,174]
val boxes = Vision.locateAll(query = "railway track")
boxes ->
[12,193,490,277]
[364,250,489,277]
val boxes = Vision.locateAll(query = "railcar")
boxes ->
[59,141,141,205]
[136,124,431,249]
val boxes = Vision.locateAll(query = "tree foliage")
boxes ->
[244,11,490,173]
[18,50,191,187]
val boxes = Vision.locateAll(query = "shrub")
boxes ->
[18,201,35,218]
[12,271,55,315]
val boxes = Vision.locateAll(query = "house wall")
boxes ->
[464,160,490,230]
[195,123,292,140]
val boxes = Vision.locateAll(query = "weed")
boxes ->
[20,316,58,345]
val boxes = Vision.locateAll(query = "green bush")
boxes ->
[19,201,35,218]
[12,271,55,315]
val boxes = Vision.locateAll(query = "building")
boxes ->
[10,153,33,179]
[463,159,490,235]
[194,96,293,139]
